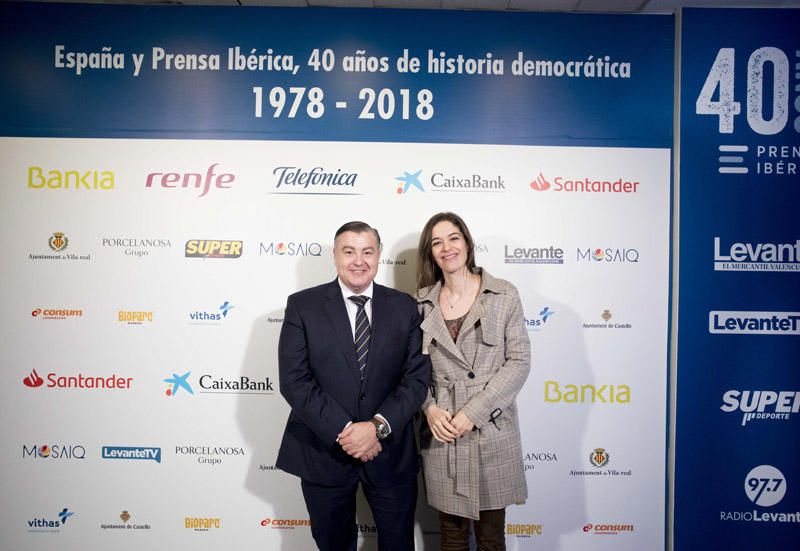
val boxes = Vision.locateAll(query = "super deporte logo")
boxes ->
[721,390,799,426]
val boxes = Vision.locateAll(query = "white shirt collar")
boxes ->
[337,277,374,301]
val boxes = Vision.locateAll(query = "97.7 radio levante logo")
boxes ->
[720,465,798,524]
[695,46,799,176]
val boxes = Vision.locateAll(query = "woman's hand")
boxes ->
[451,411,475,437]
[424,404,459,443]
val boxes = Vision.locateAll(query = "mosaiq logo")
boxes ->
[259,241,322,257]
[576,247,640,263]
[713,237,800,272]
[23,444,86,460]
[721,390,799,426]
[145,163,234,198]
[529,171,639,194]
[271,166,360,195]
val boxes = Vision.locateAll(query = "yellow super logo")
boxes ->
[185,240,242,259]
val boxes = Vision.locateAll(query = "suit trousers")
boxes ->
[301,468,417,551]
[439,508,506,551]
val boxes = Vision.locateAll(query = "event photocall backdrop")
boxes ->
[0,3,673,550]
[675,7,800,550]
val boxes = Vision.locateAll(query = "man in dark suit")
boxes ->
[276,221,431,551]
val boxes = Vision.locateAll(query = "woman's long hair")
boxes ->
[416,212,477,291]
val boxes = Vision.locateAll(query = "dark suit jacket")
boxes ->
[276,279,431,487]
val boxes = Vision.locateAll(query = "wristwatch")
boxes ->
[370,417,391,440]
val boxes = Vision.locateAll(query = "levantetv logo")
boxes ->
[28,508,75,533]
[721,390,799,426]
[714,237,800,272]
[101,446,162,463]
[708,311,800,335]
[271,166,360,195]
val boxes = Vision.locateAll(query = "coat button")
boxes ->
[359,393,366,400]
[468,372,475,379]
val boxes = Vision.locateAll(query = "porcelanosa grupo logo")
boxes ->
[523,450,558,472]
[721,465,795,524]
[145,163,234,198]
[721,390,799,426]
[22,368,133,390]
[271,166,360,195]
[27,508,75,533]
[394,170,424,194]
[529,171,639,194]
[23,444,86,460]
[174,445,246,466]
[714,237,800,272]
[102,237,172,258]
[708,311,800,335]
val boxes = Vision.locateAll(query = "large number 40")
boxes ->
[695,47,789,135]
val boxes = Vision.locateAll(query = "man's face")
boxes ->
[333,230,380,294]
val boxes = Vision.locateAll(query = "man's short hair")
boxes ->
[334,221,381,248]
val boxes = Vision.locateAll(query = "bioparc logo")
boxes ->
[582,523,635,535]
[100,510,152,531]
[524,307,555,331]
[260,517,311,530]
[189,301,235,325]
[23,444,86,460]
[185,517,221,531]
[22,368,133,390]
[118,311,153,324]
[271,166,360,195]
[714,237,800,272]
[163,371,275,396]
[428,171,505,193]
[721,390,799,426]
[583,309,633,330]
[101,446,161,463]
[32,308,83,320]
[394,170,424,194]
[259,241,323,257]
[185,240,242,259]
[504,244,564,265]
[709,311,800,335]
[29,232,91,262]
[529,171,639,194]
[721,465,798,524]
[576,247,640,263]
[145,163,234,198]
[27,508,75,533]
[506,523,543,538]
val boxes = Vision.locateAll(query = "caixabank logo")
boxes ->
[185,240,242,259]
[713,237,800,272]
[429,171,506,193]
[721,465,798,524]
[709,311,800,335]
[529,171,639,194]
[163,371,274,397]
[394,170,424,194]
[27,508,75,533]
[721,390,799,426]
[22,368,133,390]
[23,444,86,460]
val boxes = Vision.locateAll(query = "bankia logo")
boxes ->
[576,247,640,263]
[708,311,800,335]
[714,237,800,272]
[22,368,133,390]
[261,517,311,530]
[259,241,323,257]
[29,165,114,190]
[163,371,274,396]
[524,307,555,330]
[185,240,242,259]
[721,465,798,524]
[429,171,505,192]
[544,381,631,404]
[271,166,360,195]
[174,445,246,466]
[721,390,799,426]
[582,523,635,535]
[506,523,543,538]
[529,171,639,194]
[145,163,234,198]
[504,244,564,265]
[32,308,83,320]
[102,238,172,258]
[23,444,86,460]
[394,170,425,194]
[27,508,75,533]
[29,233,91,262]
[101,446,161,463]
[189,301,235,325]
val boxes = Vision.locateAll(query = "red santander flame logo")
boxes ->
[23,368,44,388]
[530,172,551,191]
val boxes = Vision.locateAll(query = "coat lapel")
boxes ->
[323,280,362,387]
[418,281,471,369]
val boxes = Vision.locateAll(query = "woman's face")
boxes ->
[430,220,468,274]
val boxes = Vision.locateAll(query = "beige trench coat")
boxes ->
[416,269,530,520]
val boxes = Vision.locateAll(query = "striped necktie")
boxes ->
[348,295,371,379]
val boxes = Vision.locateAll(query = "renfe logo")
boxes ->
[146,164,234,198]
[709,311,800,335]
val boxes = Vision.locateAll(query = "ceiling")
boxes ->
[16,0,800,12]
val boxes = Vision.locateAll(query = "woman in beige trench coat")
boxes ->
[415,212,530,551]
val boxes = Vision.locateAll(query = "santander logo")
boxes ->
[530,173,551,191]
[23,369,44,387]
